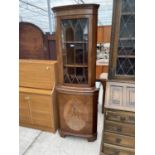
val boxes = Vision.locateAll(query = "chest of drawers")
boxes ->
[101,109,135,155]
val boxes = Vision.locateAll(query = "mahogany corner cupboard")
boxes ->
[52,4,99,141]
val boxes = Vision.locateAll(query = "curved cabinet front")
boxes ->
[56,86,99,141]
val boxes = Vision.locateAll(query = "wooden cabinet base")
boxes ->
[59,130,97,142]
[19,87,58,133]
[56,86,99,141]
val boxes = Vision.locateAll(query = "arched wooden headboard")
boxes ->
[19,22,49,59]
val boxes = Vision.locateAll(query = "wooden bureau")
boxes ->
[100,0,135,153]
[19,60,58,132]
[100,81,135,155]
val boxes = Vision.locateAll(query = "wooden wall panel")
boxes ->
[97,26,111,43]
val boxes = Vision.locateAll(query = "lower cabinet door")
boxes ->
[56,86,98,139]
[19,88,57,132]
[29,93,53,129]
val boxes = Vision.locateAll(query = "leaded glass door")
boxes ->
[109,0,135,80]
[61,18,88,84]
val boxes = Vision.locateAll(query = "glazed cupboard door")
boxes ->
[61,18,89,85]
[109,0,135,80]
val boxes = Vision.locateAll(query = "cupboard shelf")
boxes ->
[117,55,135,58]
[119,37,135,41]
[121,12,135,16]
[63,41,88,44]
[64,64,88,67]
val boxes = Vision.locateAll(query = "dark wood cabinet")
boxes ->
[52,4,99,141]
[108,0,135,80]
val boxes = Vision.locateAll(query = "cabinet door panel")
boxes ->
[29,94,51,112]
[28,94,53,128]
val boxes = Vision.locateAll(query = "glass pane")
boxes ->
[119,15,135,38]
[61,18,88,84]
[122,0,135,13]
[64,67,88,84]
[116,58,135,75]
[118,39,135,55]
[75,21,83,41]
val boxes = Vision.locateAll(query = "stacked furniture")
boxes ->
[52,4,99,141]
[101,0,135,154]
[19,60,58,132]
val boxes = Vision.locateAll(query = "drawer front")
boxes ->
[105,110,135,124]
[104,132,135,148]
[105,120,135,136]
[103,143,135,155]
[20,61,56,89]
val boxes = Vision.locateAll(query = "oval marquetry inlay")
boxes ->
[64,98,88,131]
